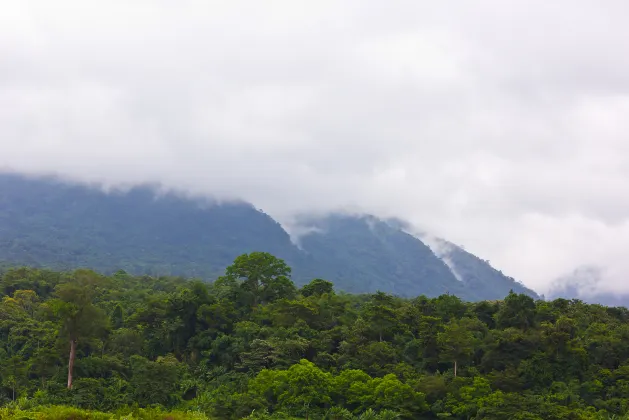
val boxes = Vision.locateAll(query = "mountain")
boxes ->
[290,214,467,297]
[417,234,535,302]
[0,173,302,278]
[0,172,539,300]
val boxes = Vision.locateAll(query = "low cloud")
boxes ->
[2,1,629,294]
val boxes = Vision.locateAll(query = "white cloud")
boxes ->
[2,0,629,294]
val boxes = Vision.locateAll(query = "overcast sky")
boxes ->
[2,1,629,295]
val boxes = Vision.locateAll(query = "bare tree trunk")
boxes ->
[454,360,457,377]
[67,339,76,389]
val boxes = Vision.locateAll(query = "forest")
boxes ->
[1,252,629,419]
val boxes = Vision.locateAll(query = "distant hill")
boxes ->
[0,172,539,301]
[291,214,467,297]
[546,266,629,308]
[416,234,536,302]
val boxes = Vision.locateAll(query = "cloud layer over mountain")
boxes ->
[2,1,629,294]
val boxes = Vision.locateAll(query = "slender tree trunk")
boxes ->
[454,360,457,377]
[67,339,76,389]
[253,279,260,307]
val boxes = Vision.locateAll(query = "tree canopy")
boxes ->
[0,254,628,419]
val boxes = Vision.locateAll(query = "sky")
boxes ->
[2,1,629,295]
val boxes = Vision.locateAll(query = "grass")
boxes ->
[0,405,211,420]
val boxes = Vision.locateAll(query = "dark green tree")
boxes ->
[224,252,295,307]
[437,318,481,377]
[48,270,108,389]
[495,291,536,330]
[301,279,335,297]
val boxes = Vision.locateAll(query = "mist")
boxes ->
[2,1,629,294]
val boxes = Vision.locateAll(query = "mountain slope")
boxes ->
[417,235,536,301]
[0,172,539,300]
[292,214,469,297]
[0,173,302,278]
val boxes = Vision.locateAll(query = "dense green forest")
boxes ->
[1,253,629,419]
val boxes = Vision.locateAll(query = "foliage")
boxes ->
[0,254,628,419]
[0,404,210,419]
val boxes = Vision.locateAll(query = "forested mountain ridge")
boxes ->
[0,172,537,301]
[1,256,629,419]
[0,173,301,277]
[289,214,466,297]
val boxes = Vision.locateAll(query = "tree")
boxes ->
[129,354,183,407]
[6,264,629,418]
[49,270,108,389]
[495,291,536,330]
[281,359,333,418]
[363,291,399,342]
[237,338,277,372]
[371,373,426,416]
[111,304,124,329]
[445,376,497,418]
[416,315,442,372]
[437,318,481,377]
[0,354,27,400]
[29,346,59,389]
[301,279,335,297]
[224,253,295,306]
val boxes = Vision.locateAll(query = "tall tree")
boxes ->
[363,291,399,342]
[437,318,481,377]
[49,270,108,389]
[224,252,295,306]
